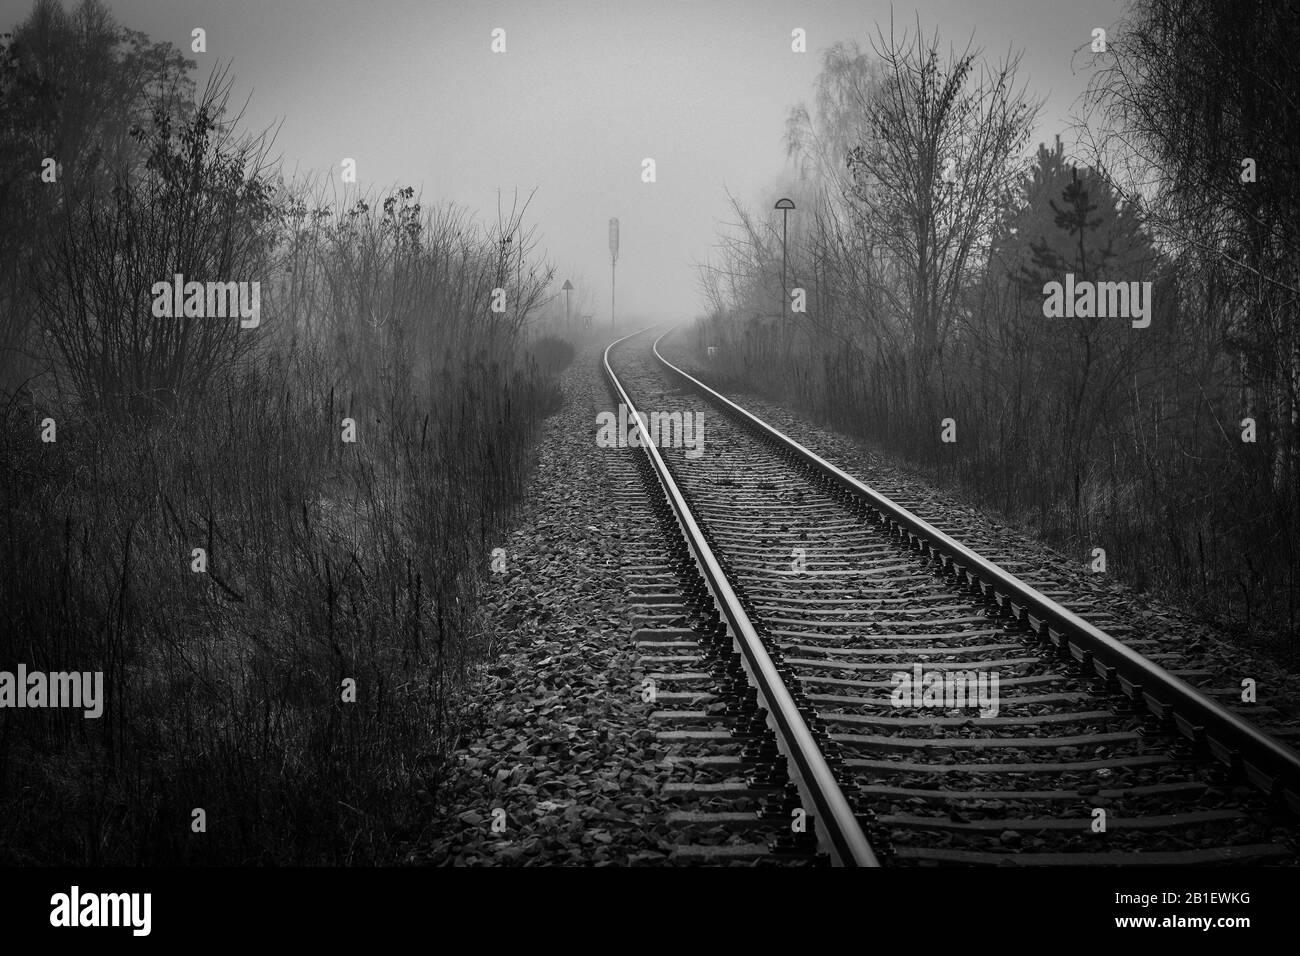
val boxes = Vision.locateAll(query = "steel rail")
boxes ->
[652,330,1300,815]
[604,328,879,866]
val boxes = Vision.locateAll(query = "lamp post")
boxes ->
[775,198,795,333]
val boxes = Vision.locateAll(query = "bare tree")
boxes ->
[844,19,1038,382]
[35,68,278,415]
[0,0,194,391]
[1078,0,1300,624]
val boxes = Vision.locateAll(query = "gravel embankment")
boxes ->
[408,343,677,866]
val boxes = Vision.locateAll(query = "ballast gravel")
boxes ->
[406,343,682,866]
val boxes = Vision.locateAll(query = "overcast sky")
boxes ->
[3,0,1128,322]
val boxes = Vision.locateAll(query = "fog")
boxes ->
[74,0,1119,324]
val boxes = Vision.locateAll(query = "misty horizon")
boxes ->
[17,0,1127,325]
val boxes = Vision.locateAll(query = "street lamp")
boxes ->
[775,198,795,331]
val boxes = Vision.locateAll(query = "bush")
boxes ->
[0,56,561,863]
[527,334,576,377]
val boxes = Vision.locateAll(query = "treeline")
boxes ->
[696,1,1299,659]
[0,0,566,863]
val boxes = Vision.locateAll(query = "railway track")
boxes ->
[603,327,1300,866]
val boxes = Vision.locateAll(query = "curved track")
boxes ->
[604,327,1300,866]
